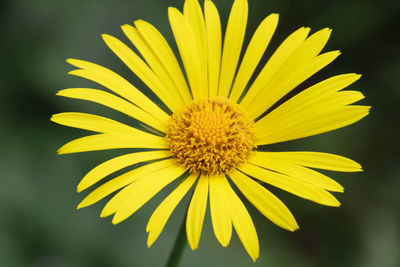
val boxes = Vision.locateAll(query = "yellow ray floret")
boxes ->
[225,177,259,262]
[123,22,192,104]
[229,170,299,231]
[57,133,166,154]
[51,112,141,134]
[247,50,342,119]
[248,153,344,192]
[239,163,341,207]
[204,0,221,97]
[102,34,185,113]
[229,13,278,102]
[241,28,333,115]
[240,26,310,107]
[169,7,206,100]
[112,164,186,224]
[209,175,232,247]
[77,150,170,192]
[98,160,177,218]
[78,159,174,209]
[146,173,198,247]
[184,0,208,99]
[57,88,166,132]
[67,58,170,123]
[252,151,363,172]
[186,174,209,250]
[218,0,248,97]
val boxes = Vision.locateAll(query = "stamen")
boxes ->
[165,97,255,175]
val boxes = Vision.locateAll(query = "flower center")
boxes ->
[165,97,255,175]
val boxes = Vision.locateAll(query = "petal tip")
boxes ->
[76,202,86,210]
[250,253,259,262]
[133,19,146,28]
[168,7,180,17]
[329,199,341,207]
[287,221,300,232]
[55,90,64,96]
[66,58,81,67]
[220,240,230,248]
[76,185,85,193]
[121,24,134,32]
[187,238,198,251]
[111,217,121,225]
[100,208,112,218]
[49,114,56,121]
[101,33,110,40]
[269,13,279,19]
[146,237,154,248]
[67,69,78,76]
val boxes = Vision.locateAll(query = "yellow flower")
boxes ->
[52,0,369,261]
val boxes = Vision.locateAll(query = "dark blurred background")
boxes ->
[1,0,399,266]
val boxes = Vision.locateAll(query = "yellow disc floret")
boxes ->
[165,97,255,175]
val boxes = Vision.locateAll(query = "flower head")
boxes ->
[52,0,369,261]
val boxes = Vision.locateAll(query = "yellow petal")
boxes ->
[51,112,140,134]
[247,50,342,119]
[218,0,248,97]
[256,105,370,145]
[286,27,332,63]
[102,34,185,112]
[240,27,310,107]
[112,164,186,224]
[252,151,362,172]
[168,7,206,100]
[229,170,298,231]
[121,24,191,106]
[78,159,173,209]
[241,28,333,117]
[204,0,221,97]
[225,177,259,262]
[146,173,198,247]
[248,153,344,192]
[239,163,341,207]
[209,175,232,247]
[186,174,208,250]
[184,0,208,98]
[256,90,365,138]
[77,150,170,192]
[133,20,192,103]
[229,13,278,102]
[67,59,170,123]
[57,88,166,132]
[255,73,362,133]
[57,133,166,154]
[97,159,175,217]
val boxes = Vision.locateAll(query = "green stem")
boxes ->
[164,176,193,267]
[165,213,187,267]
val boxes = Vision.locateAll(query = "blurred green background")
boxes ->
[1,0,399,266]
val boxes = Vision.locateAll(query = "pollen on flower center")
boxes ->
[165,97,255,175]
